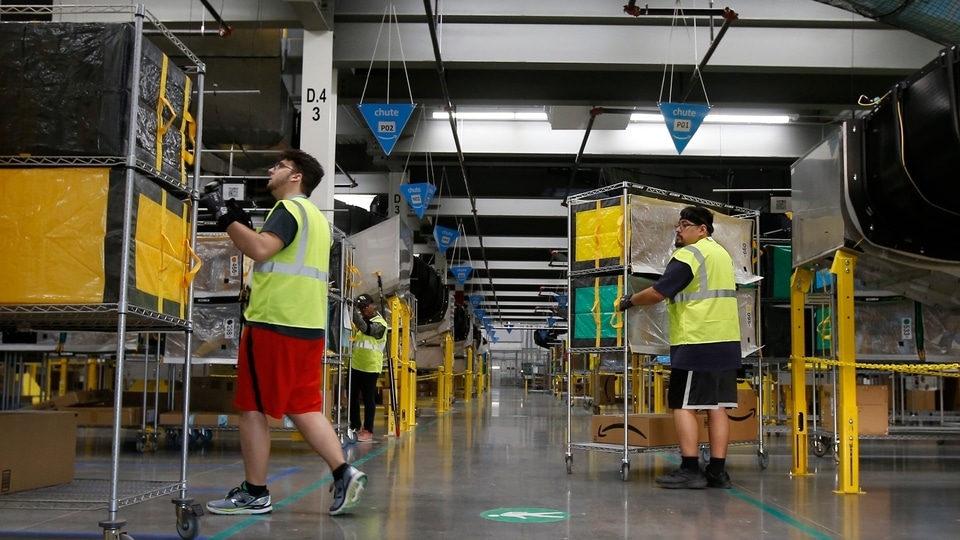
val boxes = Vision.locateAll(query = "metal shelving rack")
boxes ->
[563,182,765,481]
[0,5,206,539]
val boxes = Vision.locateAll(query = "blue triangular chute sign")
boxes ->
[484,324,493,333]
[488,329,497,340]
[433,225,459,253]
[400,183,436,218]
[469,295,483,309]
[450,265,472,286]
[547,316,557,327]
[357,103,416,156]
[658,102,711,155]
[556,294,568,310]
[474,308,487,318]
[482,316,493,326]
[491,335,500,344]
[504,321,514,334]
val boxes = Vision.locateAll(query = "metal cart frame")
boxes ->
[564,182,765,481]
[0,5,206,539]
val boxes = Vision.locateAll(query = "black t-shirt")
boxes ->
[652,255,742,372]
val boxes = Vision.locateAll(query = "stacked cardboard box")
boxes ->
[591,413,677,447]
[0,411,77,494]
[822,385,889,435]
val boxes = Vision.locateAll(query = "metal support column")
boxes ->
[464,347,474,401]
[789,266,814,476]
[830,249,863,494]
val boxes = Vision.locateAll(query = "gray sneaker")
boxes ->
[329,465,366,515]
[207,485,272,515]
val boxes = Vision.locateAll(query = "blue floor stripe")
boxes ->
[208,418,438,540]
[658,453,833,540]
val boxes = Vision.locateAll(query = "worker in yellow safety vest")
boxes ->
[350,293,388,442]
[618,205,741,490]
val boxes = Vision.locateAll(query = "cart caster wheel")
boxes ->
[811,438,826,457]
[119,534,135,540]
[620,463,630,482]
[176,512,200,539]
[565,455,573,474]
[343,430,358,445]
[136,435,147,453]
[758,450,769,469]
[699,446,711,463]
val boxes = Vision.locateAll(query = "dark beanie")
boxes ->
[679,206,714,234]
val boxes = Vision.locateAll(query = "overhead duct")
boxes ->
[152,29,294,170]
[814,1,960,46]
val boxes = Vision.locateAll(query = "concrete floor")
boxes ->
[1,386,959,539]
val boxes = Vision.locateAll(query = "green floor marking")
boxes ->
[481,507,569,523]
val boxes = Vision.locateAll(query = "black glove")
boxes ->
[199,186,252,231]
[199,185,228,221]
[225,199,253,230]
[617,293,633,311]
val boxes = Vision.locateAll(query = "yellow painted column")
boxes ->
[464,347,474,401]
[399,299,416,430]
[830,249,863,494]
[790,266,813,476]
[85,358,99,390]
[436,366,446,413]
[443,332,454,410]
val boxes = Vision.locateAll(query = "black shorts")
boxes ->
[667,368,739,410]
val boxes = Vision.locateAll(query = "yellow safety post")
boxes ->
[86,358,99,390]
[830,249,863,494]
[384,382,397,435]
[391,296,416,432]
[477,352,486,395]
[437,366,446,413]
[57,357,68,396]
[790,266,814,477]
[630,354,641,414]
[443,332,454,410]
[464,347,474,401]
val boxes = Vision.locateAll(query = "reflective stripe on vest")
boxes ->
[353,313,387,373]
[673,245,737,303]
[252,200,328,283]
[667,237,740,346]
[245,197,329,329]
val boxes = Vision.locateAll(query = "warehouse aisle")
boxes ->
[1,386,959,539]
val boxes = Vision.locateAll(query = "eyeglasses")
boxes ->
[271,161,300,174]
[676,221,700,230]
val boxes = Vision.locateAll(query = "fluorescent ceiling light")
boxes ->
[630,113,791,124]
[432,111,549,121]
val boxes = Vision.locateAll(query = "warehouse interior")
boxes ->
[2,1,960,539]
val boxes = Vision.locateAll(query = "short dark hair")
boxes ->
[281,149,324,196]
[679,205,714,234]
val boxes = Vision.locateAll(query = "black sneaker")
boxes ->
[655,468,707,489]
[705,470,732,489]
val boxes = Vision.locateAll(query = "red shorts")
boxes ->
[234,326,325,418]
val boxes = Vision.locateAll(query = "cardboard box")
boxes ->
[190,376,239,414]
[0,411,76,494]
[694,389,760,442]
[905,390,938,412]
[592,414,677,447]
[822,385,889,435]
[593,374,619,405]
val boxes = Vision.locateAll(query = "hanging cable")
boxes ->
[421,0,500,315]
